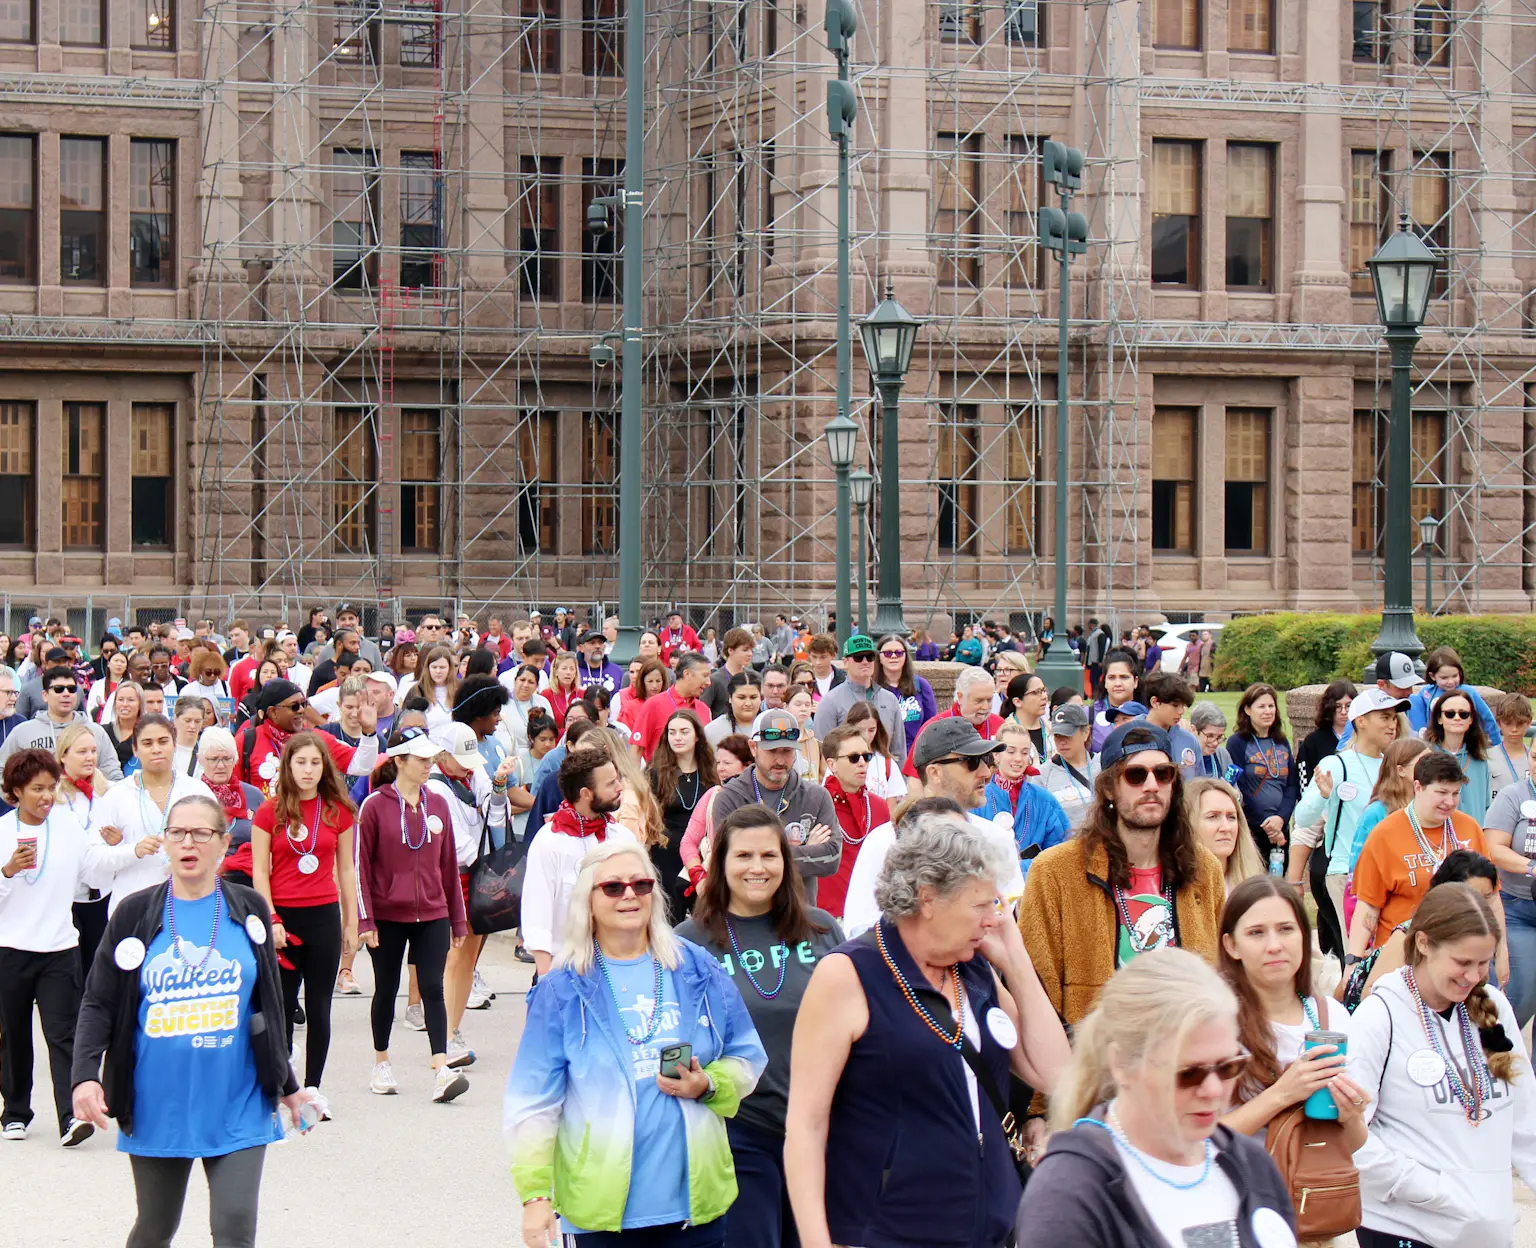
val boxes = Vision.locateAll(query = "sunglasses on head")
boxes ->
[839,750,875,764]
[595,878,656,899]
[1440,707,1472,720]
[758,726,801,743]
[933,754,992,771]
[1122,762,1178,786]
[1175,1051,1251,1089]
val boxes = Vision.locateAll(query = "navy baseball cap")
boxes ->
[1098,721,1174,770]
[1107,700,1149,723]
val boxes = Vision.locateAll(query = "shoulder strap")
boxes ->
[1325,754,1350,854]
[959,1032,1024,1154]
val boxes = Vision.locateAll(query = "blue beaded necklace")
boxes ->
[1404,965,1493,1124]
[726,916,787,999]
[592,940,665,1044]
[165,881,223,973]
[1078,1109,1216,1190]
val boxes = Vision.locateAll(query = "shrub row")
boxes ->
[1210,612,1536,695]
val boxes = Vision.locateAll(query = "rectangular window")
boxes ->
[400,409,441,553]
[61,0,103,44]
[0,401,34,546]
[1224,408,1270,553]
[517,410,558,554]
[583,0,622,75]
[1412,150,1450,297]
[399,151,439,289]
[1151,406,1195,553]
[59,137,105,285]
[130,139,174,287]
[1414,1,1451,65]
[518,156,560,300]
[582,157,621,301]
[936,405,980,555]
[1412,410,1448,534]
[132,0,173,49]
[521,0,560,72]
[1004,136,1039,287]
[936,132,982,288]
[400,0,439,66]
[1155,0,1199,48]
[1228,0,1271,51]
[582,410,618,554]
[1352,409,1382,553]
[0,135,35,284]
[764,0,777,54]
[62,401,104,550]
[1349,150,1389,295]
[763,140,776,261]
[333,408,376,554]
[332,149,379,290]
[333,0,377,63]
[1152,140,1200,287]
[0,2,31,42]
[1226,143,1273,290]
[1004,404,1039,554]
[130,403,173,548]
[939,0,980,42]
[1353,0,1387,62]
[1005,0,1041,44]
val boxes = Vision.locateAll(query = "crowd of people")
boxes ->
[3,605,1536,1247]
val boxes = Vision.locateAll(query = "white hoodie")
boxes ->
[1350,968,1536,1248]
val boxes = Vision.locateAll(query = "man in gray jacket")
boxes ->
[0,663,124,780]
[811,633,908,758]
[707,708,839,903]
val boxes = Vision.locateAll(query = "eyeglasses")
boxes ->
[838,750,875,764]
[594,878,657,899]
[1175,1051,1251,1089]
[1122,763,1178,786]
[879,649,906,659]
[164,827,221,845]
[932,754,992,771]
[48,685,77,695]
[1440,708,1473,720]
[758,726,801,743]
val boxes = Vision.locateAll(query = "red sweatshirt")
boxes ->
[354,782,467,937]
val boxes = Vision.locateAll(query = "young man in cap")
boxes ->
[574,630,624,693]
[810,635,907,758]
[365,669,399,740]
[1035,702,1099,829]
[658,609,699,667]
[708,707,839,902]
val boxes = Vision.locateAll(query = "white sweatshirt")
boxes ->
[0,808,114,952]
[519,820,634,956]
[84,772,217,914]
[1350,968,1536,1248]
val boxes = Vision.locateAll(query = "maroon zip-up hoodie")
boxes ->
[356,782,467,937]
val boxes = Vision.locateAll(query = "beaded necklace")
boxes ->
[592,941,666,1043]
[726,917,788,999]
[1077,1108,1217,1192]
[1112,881,1176,955]
[1299,994,1319,1030]
[1406,802,1455,871]
[165,881,223,973]
[1403,965,1493,1124]
[1252,735,1283,781]
[875,920,965,1048]
[286,796,321,857]
[750,767,791,817]
[674,769,702,812]
[398,788,430,851]
[17,813,50,884]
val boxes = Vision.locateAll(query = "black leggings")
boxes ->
[127,1145,266,1248]
[73,897,110,983]
[368,918,450,1055]
[1356,1231,1439,1248]
[274,901,342,1088]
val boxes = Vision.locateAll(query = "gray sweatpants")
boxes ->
[127,1144,267,1248]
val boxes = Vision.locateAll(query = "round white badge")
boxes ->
[425,814,444,836]
[1250,1207,1297,1248]
[1180,748,1196,768]
[244,914,268,945]
[1337,782,1359,802]
[258,756,279,780]
[113,937,146,971]
[1522,799,1536,821]
[297,853,320,875]
[985,1006,1018,1049]
[1406,1048,1447,1087]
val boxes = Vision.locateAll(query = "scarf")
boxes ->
[550,799,609,842]
[74,775,94,801]
[207,778,249,820]
[995,771,1027,815]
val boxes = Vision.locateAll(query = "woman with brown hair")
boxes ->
[1184,775,1267,895]
[593,723,665,852]
[1226,682,1300,860]
[103,680,143,771]
[614,656,669,728]
[386,635,419,683]
[843,700,907,803]
[1350,881,1536,1248]
[1424,686,1493,823]
[649,709,720,919]
[412,644,459,722]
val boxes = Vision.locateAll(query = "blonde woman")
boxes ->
[505,840,766,1245]
[591,725,665,851]
[56,722,118,977]
[1016,948,1297,1247]
[1184,776,1267,894]
[103,680,144,771]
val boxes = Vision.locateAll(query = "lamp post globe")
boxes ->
[825,412,858,646]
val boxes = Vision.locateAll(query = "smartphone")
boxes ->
[659,1043,692,1077]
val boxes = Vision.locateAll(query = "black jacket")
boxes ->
[1016,1119,1295,1248]
[71,881,299,1138]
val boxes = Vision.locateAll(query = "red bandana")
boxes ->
[207,778,249,820]
[996,772,1027,802]
[74,775,95,802]
[551,800,609,842]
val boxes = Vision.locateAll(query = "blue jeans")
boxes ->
[572,1222,725,1246]
[724,1118,800,1248]
[1501,891,1536,1028]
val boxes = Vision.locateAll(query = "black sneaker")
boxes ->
[60,1119,93,1148]
[293,1004,306,1027]
[514,943,535,965]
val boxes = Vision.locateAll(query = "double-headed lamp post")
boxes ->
[859,283,921,638]
[1418,513,1442,616]
[1365,213,1439,663]
[850,467,873,633]
[825,413,858,646]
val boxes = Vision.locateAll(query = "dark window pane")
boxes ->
[1353,0,1385,61]
[1224,482,1252,550]
[1226,218,1268,288]
[1152,480,1178,550]
[130,140,174,287]
[0,475,30,544]
[1151,215,1191,284]
[131,476,171,546]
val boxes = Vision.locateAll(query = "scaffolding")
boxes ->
[180,0,1536,631]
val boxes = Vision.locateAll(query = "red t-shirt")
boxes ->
[229,656,260,708]
[237,723,358,800]
[256,797,351,907]
[658,625,700,667]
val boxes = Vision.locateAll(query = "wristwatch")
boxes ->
[1344,954,1364,967]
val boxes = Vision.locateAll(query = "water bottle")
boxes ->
[1269,848,1285,876]
[1303,1031,1348,1119]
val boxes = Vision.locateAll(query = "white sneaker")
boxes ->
[2,1121,25,1141]
[468,969,494,1008]
[446,1030,476,1069]
[432,1064,469,1104]
[303,1087,332,1121]
[402,1003,426,1032]
[370,1062,399,1096]
[60,1118,93,1148]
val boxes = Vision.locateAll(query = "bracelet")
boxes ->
[522,1196,551,1208]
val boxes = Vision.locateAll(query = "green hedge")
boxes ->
[1210,613,1536,695]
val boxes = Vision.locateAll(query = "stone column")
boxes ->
[1291,0,1349,324]
[1285,372,1354,608]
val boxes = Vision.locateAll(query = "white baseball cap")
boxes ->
[443,722,484,769]
[365,669,398,695]
[386,726,441,759]
[1349,685,1411,721]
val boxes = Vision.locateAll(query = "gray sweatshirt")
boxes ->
[709,768,839,903]
[0,710,124,781]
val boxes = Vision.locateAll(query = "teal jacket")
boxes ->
[504,937,767,1233]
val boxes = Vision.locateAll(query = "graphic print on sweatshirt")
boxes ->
[1419,1050,1512,1122]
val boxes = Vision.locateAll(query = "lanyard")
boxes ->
[137,776,174,840]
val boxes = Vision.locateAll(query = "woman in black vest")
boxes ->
[784,810,1069,1248]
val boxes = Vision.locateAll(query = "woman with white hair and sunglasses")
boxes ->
[506,840,768,1247]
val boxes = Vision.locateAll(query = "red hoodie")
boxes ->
[355,782,467,937]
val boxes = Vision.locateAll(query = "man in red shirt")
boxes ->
[657,609,700,667]
[235,680,381,798]
[904,666,1004,779]
[227,629,269,708]
[818,723,892,919]
[482,616,514,662]
[637,653,712,761]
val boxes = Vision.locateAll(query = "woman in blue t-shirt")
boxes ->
[72,793,316,1248]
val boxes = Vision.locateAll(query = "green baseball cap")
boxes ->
[843,634,877,658]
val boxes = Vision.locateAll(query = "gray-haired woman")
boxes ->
[784,812,1070,1248]
[1190,702,1236,781]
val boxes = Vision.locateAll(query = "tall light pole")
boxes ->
[1035,141,1087,695]
[1366,214,1438,663]
[860,284,921,638]
[850,466,873,633]
[825,414,857,646]
[826,0,857,647]
[1418,513,1441,616]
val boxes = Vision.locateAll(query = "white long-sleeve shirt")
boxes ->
[57,783,116,902]
[519,820,635,956]
[85,771,217,914]
[0,808,115,952]
[426,765,510,870]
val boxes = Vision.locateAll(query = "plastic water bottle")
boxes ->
[1268,848,1285,876]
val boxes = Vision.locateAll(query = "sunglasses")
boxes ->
[1175,1051,1251,1089]
[846,653,876,663]
[1440,707,1473,720]
[594,878,656,899]
[878,649,906,659]
[838,750,876,764]
[48,685,78,695]
[758,726,801,743]
[932,754,992,771]
[279,698,308,711]
[1122,763,1178,786]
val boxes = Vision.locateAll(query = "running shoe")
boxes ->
[293,1004,306,1027]
[467,973,493,1011]
[370,1062,399,1096]
[2,1122,25,1141]
[60,1119,93,1148]
[514,942,535,964]
[447,1030,476,1069]
[402,1002,426,1031]
[432,1064,469,1104]
[335,970,362,996]
[303,1087,332,1121]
